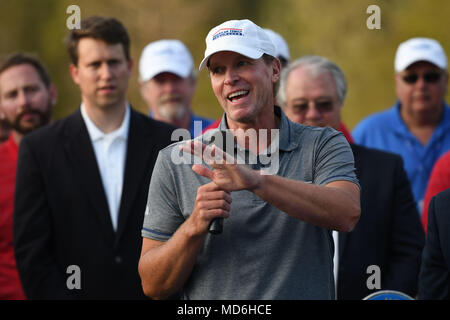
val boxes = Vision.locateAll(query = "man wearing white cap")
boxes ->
[353,37,450,213]
[200,28,291,133]
[139,39,214,137]
[264,28,290,68]
[139,19,360,300]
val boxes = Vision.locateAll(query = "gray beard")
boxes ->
[158,102,187,121]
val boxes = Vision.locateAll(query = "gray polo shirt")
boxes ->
[142,106,359,300]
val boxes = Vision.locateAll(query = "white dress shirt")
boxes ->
[81,103,130,231]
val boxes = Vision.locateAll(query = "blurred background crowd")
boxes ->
[1,0,449,128]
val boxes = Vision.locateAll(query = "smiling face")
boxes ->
[284,66,341,130]
[69,38,132,112]
[208,51,280,129]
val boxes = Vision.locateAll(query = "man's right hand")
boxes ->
[188,181,232,235]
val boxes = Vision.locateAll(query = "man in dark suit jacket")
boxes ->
[419,188,450,300]
[279,55,425,299]
[13,16,175,299]
[337,144,424,299]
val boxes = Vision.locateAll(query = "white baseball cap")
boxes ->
[264,28,290,61]
[394,37,447,72]
[139,39,194,82]
[199,19,276,71]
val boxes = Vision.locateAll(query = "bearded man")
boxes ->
[0,53,56,299]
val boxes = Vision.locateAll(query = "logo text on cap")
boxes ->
[213,28,243,41]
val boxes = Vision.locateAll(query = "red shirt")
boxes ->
[421,151,450,233]
[338,122,354,144]
[0,135,26,299]
[202,119,220,133]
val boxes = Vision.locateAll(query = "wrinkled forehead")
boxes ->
[0,64,45,93]
[208,51,255,68]
[290,67,337,95]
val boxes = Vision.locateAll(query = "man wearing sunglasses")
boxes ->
[353,37,450,214]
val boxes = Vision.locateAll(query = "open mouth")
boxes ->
[227,90,249,102]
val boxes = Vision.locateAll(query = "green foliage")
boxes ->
[1,0,448,128]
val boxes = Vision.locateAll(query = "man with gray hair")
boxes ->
[138,20,361,300]
[279,55,424,299]
[139,39,214,137]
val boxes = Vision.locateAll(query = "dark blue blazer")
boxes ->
[337,144,425,300]
[13,107,175,299]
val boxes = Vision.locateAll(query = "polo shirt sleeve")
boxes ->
[314,128,360,189]
[142,148,185,241]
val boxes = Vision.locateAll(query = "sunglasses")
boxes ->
[402,72,442,84]
[290,100,335,114]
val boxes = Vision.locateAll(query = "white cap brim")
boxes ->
[394,37,447,72]
[199,44,265,71]
[395,53,447,72]
[140,60,191,82]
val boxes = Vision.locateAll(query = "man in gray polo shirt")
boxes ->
[138,19,361,300]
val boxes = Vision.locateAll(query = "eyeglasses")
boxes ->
[289,100,335,115]
[402,72,442,84]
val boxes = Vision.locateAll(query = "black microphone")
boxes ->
[209,218,223,234]
[207,129,232,235]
